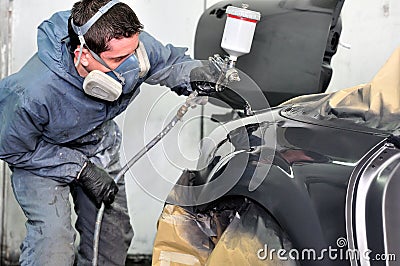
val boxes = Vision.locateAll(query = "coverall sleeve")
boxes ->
[140,31,202,95]
[0,92,87,182]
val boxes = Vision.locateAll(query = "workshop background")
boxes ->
[0,0,399,262]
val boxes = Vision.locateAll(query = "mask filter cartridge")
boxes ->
[83,70,122,101]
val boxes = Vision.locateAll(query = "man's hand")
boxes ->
[189,65,221,95]
[190,55,239,95]
[77,161,119,208]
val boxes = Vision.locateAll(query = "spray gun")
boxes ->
[209,4,261,116]
[209,4,261,89]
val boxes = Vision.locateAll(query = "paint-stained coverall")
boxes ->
[0,10,194,266]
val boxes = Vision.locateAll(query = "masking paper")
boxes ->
[282,46,400,133]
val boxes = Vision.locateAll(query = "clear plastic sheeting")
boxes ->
[281,46,400,134]
[152,200,296,266]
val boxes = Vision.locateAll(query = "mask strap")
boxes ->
[88,49,126,85]
[136,41,151,78]
[71,0,120,67]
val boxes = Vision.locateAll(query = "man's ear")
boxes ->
[74,46,90,67]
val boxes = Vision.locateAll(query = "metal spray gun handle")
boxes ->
[208,54,241,92]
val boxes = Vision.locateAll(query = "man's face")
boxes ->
[78,33,140,73]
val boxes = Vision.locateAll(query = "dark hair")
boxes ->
[68,0,143,54]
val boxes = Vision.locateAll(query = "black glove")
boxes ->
[77,161,119,208]
[189,65,223,95]
[190,55,241,95]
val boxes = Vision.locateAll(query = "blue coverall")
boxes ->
[0,10,195,266]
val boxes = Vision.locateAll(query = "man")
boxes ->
[0,0,207,265]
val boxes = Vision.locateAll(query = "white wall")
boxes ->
[7,0,400,256]
[11,1,75,73]
[327,0,400,92]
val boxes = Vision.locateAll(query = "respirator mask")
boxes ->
[71,0,150,101]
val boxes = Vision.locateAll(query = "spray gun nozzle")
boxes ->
[226,68,240,82]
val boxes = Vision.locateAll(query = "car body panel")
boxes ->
[346,143,400,266]
[170,107,393,265]
[160,0,400,265]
